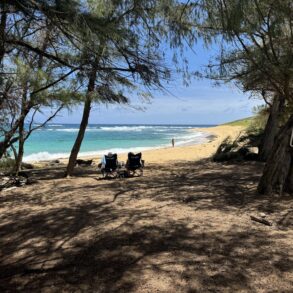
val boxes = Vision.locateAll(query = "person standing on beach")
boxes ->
[171,138,175,147]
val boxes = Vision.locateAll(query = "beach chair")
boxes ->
[102,153,119,178]
[126,152,144,177]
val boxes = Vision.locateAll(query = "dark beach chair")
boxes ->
[126,152,144,177]
[102,153,118,178]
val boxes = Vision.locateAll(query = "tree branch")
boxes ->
[6,38,73,67]
[30,68,79,96]
[24,104,64,141]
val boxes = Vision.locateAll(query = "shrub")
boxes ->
[213,132,260,163]
[0,158,15,172]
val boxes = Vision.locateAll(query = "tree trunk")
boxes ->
[0,3,7,67]
[258,97,284,161]
[0,30,50,160]
[0,142,6,160]
[0,136,15,160]
[0,108,30,160]
[257,114,293,195]
[14,86,28,175]
[66,68,97,176]
[10,144,17,161]
[14,119,25,175]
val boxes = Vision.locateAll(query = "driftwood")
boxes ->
[250,215,272,226]
[75,159,93,166]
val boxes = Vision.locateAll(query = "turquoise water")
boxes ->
[22,124,215,161]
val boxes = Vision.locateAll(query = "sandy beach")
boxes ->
[137,125,245,164]
[2,1,292,291]
[1,124,292,292]
[53,124,245,166]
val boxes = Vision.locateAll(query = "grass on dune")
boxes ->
[223,117,254,127]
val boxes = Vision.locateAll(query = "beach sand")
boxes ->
[53,124,245,166]
[1,124,292,292]
[136,124,244,164]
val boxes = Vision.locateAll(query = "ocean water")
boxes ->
[22,124,215,162]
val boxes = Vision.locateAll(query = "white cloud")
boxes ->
[32,80,263,125]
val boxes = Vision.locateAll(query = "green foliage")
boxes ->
[251,105,269,130]
[213,133,259,163]
[224,117,254,128]
[0,158,15,171]
[200,0,293,113]
[1,0,201,161]
[239,127,264,148]
[216,111,268,162]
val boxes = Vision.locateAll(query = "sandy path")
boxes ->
[1,159,292,292]
[1,125,292,292]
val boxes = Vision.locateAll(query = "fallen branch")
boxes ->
[0,175,28,191]
[250,215,272,226]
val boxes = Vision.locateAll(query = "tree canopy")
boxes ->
[0,0,199,173]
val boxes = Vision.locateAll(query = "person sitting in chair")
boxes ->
[99,152,112,170]
[99,152,118,177]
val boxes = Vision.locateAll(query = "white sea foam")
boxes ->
[23,152,69,162]
[54,126,145,132]
[23,128,212,162]
[171,131,210,146]
[41,125,195,132]
[51,128,101,132]
[23,145,163,162]
[98,125,195,132]
[99,126,153,131]
[55,128,79,132]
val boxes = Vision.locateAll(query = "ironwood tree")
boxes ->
[1,1,198,174]
[64,0,198,176]
[194,0,293,194]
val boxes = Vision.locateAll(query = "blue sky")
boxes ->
[40,40,264,125]
[54,82,261,125]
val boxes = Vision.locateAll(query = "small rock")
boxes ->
[260,212,266,218]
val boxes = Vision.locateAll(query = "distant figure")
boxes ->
[171,138,175,147]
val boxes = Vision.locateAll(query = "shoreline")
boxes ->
[23,126,213,163]
[31,125,244,167]
[133,124,244,164]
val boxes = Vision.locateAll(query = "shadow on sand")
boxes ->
[0,160,292,292]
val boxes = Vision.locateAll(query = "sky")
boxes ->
[38,40,264,125]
